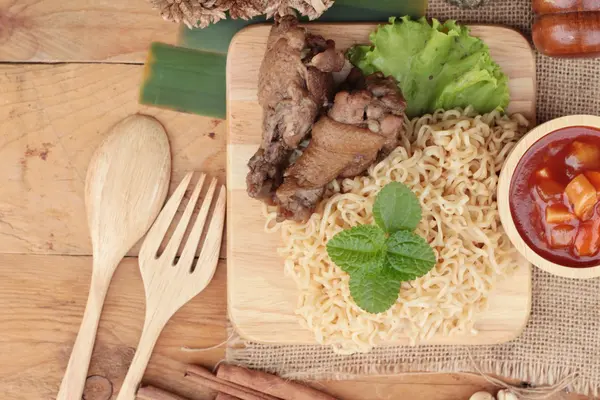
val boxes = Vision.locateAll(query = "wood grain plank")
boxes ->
[0,254,227,400]
[0,0,179,63]
[226,24,535,346]
[0,63,226,256]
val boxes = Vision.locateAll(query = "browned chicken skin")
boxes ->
[275,70,407,221]
[330,69,406,157]
[246,18,406,221]
[246,16,344,199]
[276,116,385,221]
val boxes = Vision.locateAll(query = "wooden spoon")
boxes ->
[57,114,171,400]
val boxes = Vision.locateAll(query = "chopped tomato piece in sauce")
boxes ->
[536,179,564,201]
[545,204,574,224]
[565,174,598,220]
[565,141,600,175]
[550,225,576,248]
[584,171,600,193]
[575,220,600,257]
[536,168,551,179]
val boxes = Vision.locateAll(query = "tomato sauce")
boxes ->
[510,126,600,267]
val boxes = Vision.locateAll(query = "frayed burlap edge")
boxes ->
[226,329,593,397]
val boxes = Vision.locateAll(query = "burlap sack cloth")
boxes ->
[226,0,600,396]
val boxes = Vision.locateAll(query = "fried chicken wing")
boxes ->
[275,70,406,220]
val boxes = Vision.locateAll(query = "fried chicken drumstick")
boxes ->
[246,16,344,199]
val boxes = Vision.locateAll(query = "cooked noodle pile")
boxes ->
[264,107,530,354]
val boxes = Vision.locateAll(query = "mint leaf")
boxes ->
[386,230,436,280]
[349,263,402,314]
[373,182,421,234]
[327,225,387,274]
[325,182,436,314]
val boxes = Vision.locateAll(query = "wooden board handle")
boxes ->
[57,272,111,400]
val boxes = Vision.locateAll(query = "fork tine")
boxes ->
[192,185,225,284]
[162,173,206,262]
[140,172,193,260]
[178,177,218,269]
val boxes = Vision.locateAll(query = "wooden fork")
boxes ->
[116,172,226,400]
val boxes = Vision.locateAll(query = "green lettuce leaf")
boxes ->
[347,16,510,118]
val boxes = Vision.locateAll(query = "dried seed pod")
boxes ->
[497,389,519,400]
[149,0,335,28]
[469,391,495,400]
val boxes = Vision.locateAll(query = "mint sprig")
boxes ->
[373,182,421,233]
[327,225,386,275]
[386,230,437,281]
[326,182,436,314]
[349,264,402,314]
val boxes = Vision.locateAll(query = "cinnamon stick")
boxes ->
[185,365,280,400]
[216,364,337,400]
[137,385,191,400]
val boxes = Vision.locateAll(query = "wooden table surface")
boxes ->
[0,1,586,399]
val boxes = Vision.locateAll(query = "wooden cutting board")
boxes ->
[227,23,535,345]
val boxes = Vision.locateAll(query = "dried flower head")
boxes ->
[149,0,334,28]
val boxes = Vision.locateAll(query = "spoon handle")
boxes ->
[117,315,167,400]
[57,273,110,400]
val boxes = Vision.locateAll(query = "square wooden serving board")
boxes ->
[226,23,535,345]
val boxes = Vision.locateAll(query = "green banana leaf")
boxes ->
[140,43,226,118]
[139,0,428,118]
